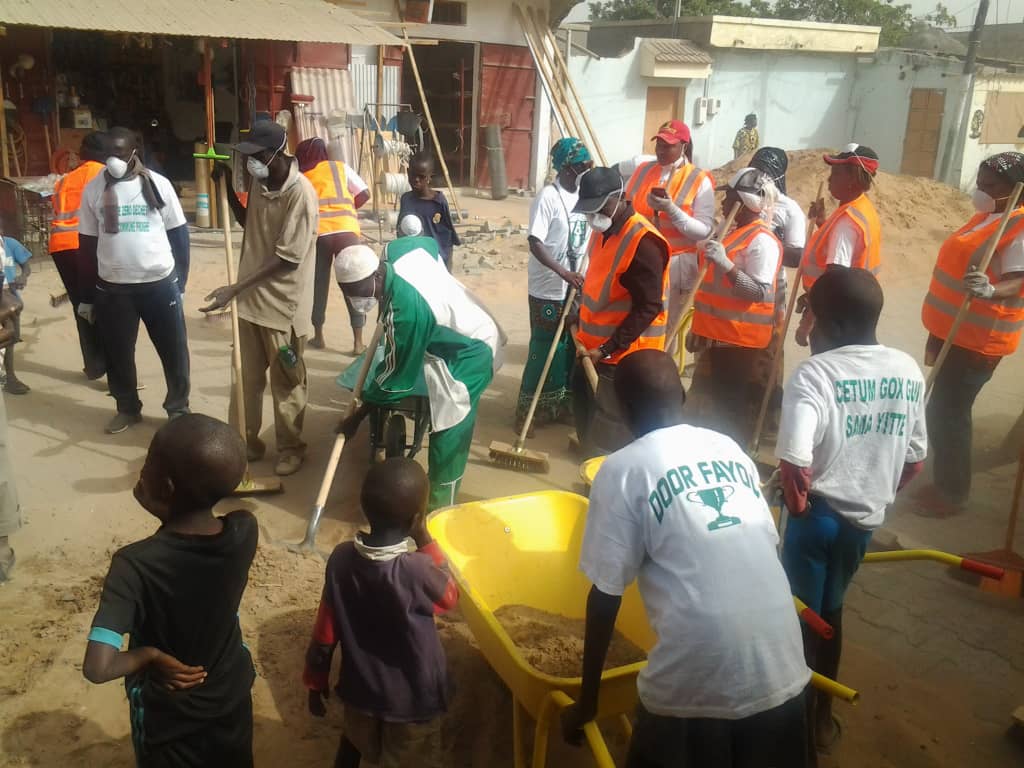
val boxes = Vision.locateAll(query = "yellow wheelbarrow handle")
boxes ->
[533,690,616,768]
[863,549,1005,580]
[811,671,859,704]
[793,596,834,639]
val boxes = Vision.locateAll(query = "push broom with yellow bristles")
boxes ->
[489,286,579,473]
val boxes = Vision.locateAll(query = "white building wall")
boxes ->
[360,0,549,47]
[958,73,1024,191]
[848,49,968,182]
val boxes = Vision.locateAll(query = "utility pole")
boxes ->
[938,0,989,185]
[672,0,682,38]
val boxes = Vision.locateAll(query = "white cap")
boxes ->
[334,245,380,284]
[398,214,423,237]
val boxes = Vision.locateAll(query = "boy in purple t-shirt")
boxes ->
[304,457,458,768]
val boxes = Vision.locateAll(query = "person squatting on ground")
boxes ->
[304,458,458,768]
[0,290,23,582]
[295,137,370,354]
[621,120,714,357]
[573,167,671,456]
[334,243,501,511]
[398,153,461,271]
[0,226,32,394]
[562,349,811,768]
[78,126,192,435]
[775,268,926,761]
[202,120,319,477]
[920,151,1024,512]
[49,130,108,380]
[795,144,882,347]
[516,137,593,430]
[83,414,258,768]
[686,167,783,447]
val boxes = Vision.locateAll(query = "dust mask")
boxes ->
[972,189,1009,213]
[348,296,378,314]
[105,152,133,179]
[247,157,271,180]
[587,191,621,234]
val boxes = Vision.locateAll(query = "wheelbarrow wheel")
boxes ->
[384,414,407,459]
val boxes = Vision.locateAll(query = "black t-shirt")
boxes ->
[89,510,258,744]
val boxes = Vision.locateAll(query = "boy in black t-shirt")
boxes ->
[83,414,258,768]
[398,152,461,270]
[304,457,458,768]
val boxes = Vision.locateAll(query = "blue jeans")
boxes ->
[782,495,873,614]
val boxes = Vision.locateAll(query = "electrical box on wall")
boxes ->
[695,97,709,125]
[707,98,721,116]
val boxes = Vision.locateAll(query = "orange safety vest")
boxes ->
[921,208,1024,357]
[626,160,711,254]
[801,193,881,290]
[577,213,670,365]
[303,160,360,236]
[49,160,104,253]
[693,220,781,349]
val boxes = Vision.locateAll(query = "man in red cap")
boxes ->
[621,120,714,348]
[795,143,882,346]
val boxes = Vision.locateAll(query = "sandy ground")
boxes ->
[1,173,1023,767]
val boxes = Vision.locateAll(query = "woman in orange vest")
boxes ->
[919,152,1024,512]
[688,168,783,446]
[795,144,882,346]
[573,167,670,456]
[49,132,108,380]
[295,138,370,353]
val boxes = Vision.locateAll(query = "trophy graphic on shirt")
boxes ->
[686,485,742,532]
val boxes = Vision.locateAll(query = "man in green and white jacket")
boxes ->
[335,240,501,510]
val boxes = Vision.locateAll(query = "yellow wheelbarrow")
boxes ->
[428,491,857,768]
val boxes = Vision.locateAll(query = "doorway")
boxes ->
[643,86,683,150]
[900,88,945,178]
[401,41,475,185]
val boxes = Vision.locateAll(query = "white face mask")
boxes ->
[587,190,622,234]
[105,152,133,179]
[348,296,378,315]
[247,156,271,180]
[971,188,1009,213]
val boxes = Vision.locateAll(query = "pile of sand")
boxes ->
[715,149,975,275]
[494,604,646,678]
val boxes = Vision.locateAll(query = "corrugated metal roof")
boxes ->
[641,38,711,65]
[0,0,399,45]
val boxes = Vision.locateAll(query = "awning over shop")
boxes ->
[0,0,399,45]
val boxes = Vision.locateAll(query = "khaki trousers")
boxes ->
[231,319,307,458]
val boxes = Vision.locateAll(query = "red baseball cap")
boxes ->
[652,119,691,145]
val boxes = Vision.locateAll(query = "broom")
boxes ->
[289,321,385,554]
[748,182,824,455]
[490,286,578,472]
[665,202,741,353]
[194,146,282,496]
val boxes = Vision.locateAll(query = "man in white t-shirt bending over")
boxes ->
[79,127,191,435]
[563,349,810,767]
[776,267,925,755]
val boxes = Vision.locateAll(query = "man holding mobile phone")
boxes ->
[620,121,715,349]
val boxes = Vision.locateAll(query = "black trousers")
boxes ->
[51,248,106,377]
[137,695,254,768]
[95,275,190,416]
[625,689,809,768]
[926,344,999,503]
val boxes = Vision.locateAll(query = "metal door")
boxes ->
[900,88,945,178]
[478,44,536,190]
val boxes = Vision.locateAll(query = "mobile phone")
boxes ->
[651,187,668,198]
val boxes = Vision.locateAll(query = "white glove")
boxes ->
[647,191,674,213]
[77,303,96,325]
[964,270,995,299]
[698,239,735,272]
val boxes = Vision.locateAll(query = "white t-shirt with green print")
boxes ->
[580,423,810,719]
[527,180,591,302]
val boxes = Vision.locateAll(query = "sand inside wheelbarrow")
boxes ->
[494,605,646,678]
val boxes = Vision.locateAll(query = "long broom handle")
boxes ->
[925,182,1024,404]
[571,324,600,393]
[666,202,741,351]
[299,321,385,550]
[748,183,824,454]
[217,175,247,445]
[515,286,578,451]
